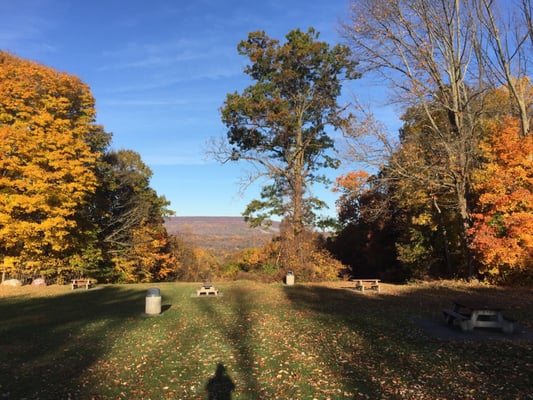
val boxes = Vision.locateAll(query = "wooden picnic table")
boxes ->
[442,300,515,333]
[351,279,381,292]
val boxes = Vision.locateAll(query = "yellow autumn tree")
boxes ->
[111,223,177,283]
[0,51,104,278]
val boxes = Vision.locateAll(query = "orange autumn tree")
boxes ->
[333,171,371,224]
[469,117,533,282]
[0,51,106,278]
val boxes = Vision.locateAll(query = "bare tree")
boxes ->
[475,0,532,137]
[342,0,533,276]
[342,0,487,275]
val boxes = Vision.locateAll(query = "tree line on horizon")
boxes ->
[1,0,532,285]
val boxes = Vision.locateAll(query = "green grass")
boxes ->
[1,281,532,399]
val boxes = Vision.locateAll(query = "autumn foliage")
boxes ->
[222,230,345,282]
[4,31,532,285]
[0,51,175,283]
[469,117,533,281]
[332,96,533,283]
[0,51,343,284]
[0,51,101,277]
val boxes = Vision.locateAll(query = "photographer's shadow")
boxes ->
[206,363,235,400]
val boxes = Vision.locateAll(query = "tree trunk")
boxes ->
[292,174,305,267]
[288,122,307,268]
[455,179,474,277]
[434,198,454,277]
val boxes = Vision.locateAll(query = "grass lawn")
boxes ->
[1,281,532,399]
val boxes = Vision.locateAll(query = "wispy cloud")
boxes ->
[143,151,208,166]
[93,36,242,96]
[100,39,202,69]
[99,98,190,107]
[106,136,208,166]
[0,0,60,55]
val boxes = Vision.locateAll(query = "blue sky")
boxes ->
[1,0,399,218]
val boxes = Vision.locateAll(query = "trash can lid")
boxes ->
[146,287,160,297]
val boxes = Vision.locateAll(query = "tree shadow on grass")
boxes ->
[282,285,386,397]
[192,286,261,398]
[0,286,147,399]
[283,283,533,399]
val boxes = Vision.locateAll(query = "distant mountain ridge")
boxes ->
[164,216,280,256]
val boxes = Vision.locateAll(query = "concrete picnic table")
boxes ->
[442,300,515,333]
[196,281,219,296]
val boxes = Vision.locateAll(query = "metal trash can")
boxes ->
[285,271,295,286]
[145,287,161,315]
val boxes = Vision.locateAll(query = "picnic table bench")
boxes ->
[71,278,96,290]
[352,279,381,292]
[196,281,219,296]
[443,300,515,333]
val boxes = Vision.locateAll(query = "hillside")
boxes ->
[164,216,280,257]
